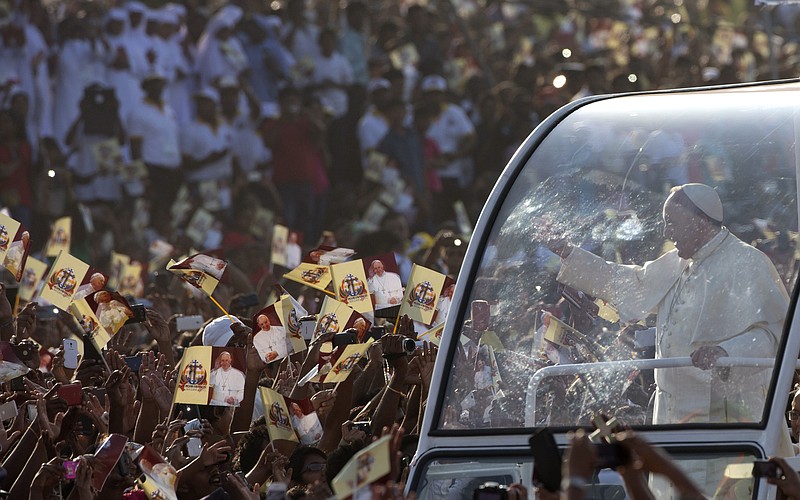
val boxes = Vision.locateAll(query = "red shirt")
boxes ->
[261,117,327,187]
[0,141,32,206]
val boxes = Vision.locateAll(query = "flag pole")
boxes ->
[209,295,235,324]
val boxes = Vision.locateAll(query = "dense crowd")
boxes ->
[4,0,800,498]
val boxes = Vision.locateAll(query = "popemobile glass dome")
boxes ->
[412,81,800,500]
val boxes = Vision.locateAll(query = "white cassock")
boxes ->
[368,271,404,308]
[253,326,290,362]
[96,300,131,333]
[557,228,790,496]
[291,413,323,445]
[209,366,246,406]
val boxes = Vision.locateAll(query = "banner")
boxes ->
[271,224,289,268]
[2,228,31,282]
[278,294,308,354]
[18,257,47,302]
[135,444,178,500]
[252,304,291,364]
[45,216,70,257]
[362,253,404,311]
[167,253,227,297]
[175,346,246,406]
[324,341,372,384]
[284,262,332,293]
[331,434,392,498]
[0,213,21,263]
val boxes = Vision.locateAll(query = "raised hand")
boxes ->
[15,301,37,340]
[311,389,336,420]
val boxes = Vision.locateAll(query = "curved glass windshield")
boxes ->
[439,84,799,430]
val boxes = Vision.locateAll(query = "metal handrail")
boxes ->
[524,357,781,426]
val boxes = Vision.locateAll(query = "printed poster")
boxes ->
[271,224,289,268]
[304,245,356,266]
[45,216,70,257]
[324,341,372,384]
[135,444,178,500]
[175,346,246,407]
[167,253,227,297]
[2,228,31,282]
[286,396,323,445]
[331,434,392,498]
[278,294,308,354]
[70,298,112,352]
[0,213,21,263]
[399,264,447,326]
[331,259,372,316]
[85,290,134,336]
[38,252,90,311]
[362,253,404,311]
[252,304,291,364]
[417,324,444,346]
[313,296,371,343]
[18,257,47,302]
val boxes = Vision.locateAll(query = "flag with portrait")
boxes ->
[259,387,299,443]
[284,262,332,293]
[331,434,392,499]
[331,259,372,316]
[38,251,90,311]
[0,213,21,263]
[45,216,70,257]
[398,264,447,326]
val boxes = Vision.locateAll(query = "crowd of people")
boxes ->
[4,0,800,498]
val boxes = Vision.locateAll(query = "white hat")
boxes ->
[125,1,147,13]
[367,78,391,93]
[679,183,723,223]
[420,75,447,92]
[193,87,219,104]
[202,316,243,346]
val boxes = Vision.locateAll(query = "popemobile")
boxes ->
[409,78,800,499]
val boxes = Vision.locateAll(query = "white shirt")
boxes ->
[253,326,290,363]
[179,120,233,182]
[225,111,269,174]
[128,100,181,168]
[367,271,404,307]
[209,366,246,406]
[426,104,475,180]
[312,52,353,119]
[357,108,389,155]
[291,413,323,445]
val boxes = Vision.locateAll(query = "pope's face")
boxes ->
[219,354,232,370]
[373,261,384,275]
[662,194,705,259]
[258,315,270,330]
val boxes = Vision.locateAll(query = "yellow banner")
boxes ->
[279,295,307,354]
[166,258,220,297]
[0,213,21,263]
[259,387,299,443]
[108,252,130,289]
[39,252,90,311]
[117,262,145,298]
[271,224,289,268]
[399,264,446,326]
[284,262,332,293]
[313,296,354,341]
[45,217,71,257]
[325,341,372,384]
[417,324,444,346]
[174,346,214,406]
[331,434,392,498]
[18,257,47,302]
[331,259,373,316]
[70,298,112,351]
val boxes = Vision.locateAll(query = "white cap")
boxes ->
[420,75,447,92]
[679,183,724,223]
[366,78,391,93]
[193,87,219,104]
[201,316,244,346]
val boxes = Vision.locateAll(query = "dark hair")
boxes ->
[289,446,327,484]
[279,86,303,102]
[668,186,722,227]
[325,443,362,484]
[232,424,270,472]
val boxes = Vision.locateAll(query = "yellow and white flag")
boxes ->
[595,299,620,323]
[331,434,392,499]
[45,217,71,257]
[331,259,372,315]
[174,346,214,406]
[313,296,355,341]
[418,324,444,346]
[108,252,130,289]
[399,264,447,326]
[259,387,299,443]
[167,254,225,297]
[117,262,145,298]
[0,213,21,263]
[278,294,307,354]
[39,252,90,311]
[284,262,332,293]
[69,298,112,352]
[325,341,372,384]
[18,257,47,302]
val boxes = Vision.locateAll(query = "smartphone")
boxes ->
[471,300,490,332]
[126,304,147,324]
[332,329,357,348]
[184,418,202,432]
[63,460,78,480]
[186,437,203,457]
[26,403,37,421]
[0,401,17,421]
[528,428,562,493]
[124,356,142,372]
[175,315,204,332]
[58,382,84,407]
[63,338,79,369]
[83,387,106,403]
[298,315,317,341]
[594,441,631,470]
[752,460,781,479]
[9,376,25,392]
[351,421,371,433]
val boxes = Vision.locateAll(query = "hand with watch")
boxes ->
[562,430,596,494]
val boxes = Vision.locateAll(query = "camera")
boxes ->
[403,338,418,353]
[473,482,508,500]
[752,460,781,479]
[351,421,370,433]
[332,328,358,348]
[594,441,631,469]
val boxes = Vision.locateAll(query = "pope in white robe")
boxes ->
[253,314,290,363]
[554,184,789,426]
[367,259,404,308]
[209,351,246,406]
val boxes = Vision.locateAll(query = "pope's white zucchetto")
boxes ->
[678,183,724,223]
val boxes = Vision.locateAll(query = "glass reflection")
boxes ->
[439,90,798,431]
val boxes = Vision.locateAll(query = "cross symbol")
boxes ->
[342,274,361,296]
[188,360,202,383]
[416,281,435,303]
[590,415,618,443]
